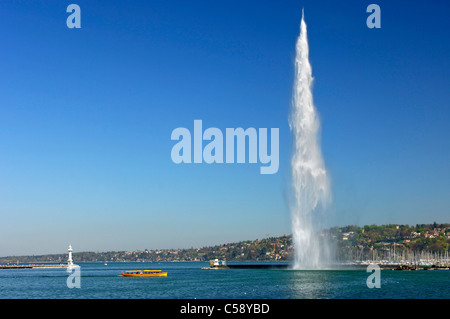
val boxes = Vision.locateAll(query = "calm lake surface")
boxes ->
[0,262,448,299]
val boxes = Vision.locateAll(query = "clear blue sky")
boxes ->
[0,1,449,256]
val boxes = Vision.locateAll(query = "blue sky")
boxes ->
[0,1,449,256]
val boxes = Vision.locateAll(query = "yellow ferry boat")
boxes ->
[120,270,167,277]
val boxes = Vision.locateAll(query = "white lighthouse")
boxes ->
[67,244,74,268]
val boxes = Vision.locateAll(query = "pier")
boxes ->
[202,263,290,270]
[0,245,77,270]
[202,259,450,271]
[0,264,68,269]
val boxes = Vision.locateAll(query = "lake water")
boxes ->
[0,262,448,299]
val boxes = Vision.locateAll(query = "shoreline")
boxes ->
[1,260,449,271]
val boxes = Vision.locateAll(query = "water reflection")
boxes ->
[286,270,335,298]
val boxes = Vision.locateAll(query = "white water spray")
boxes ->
[289,11,332,269]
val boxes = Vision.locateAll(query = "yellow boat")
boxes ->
[120,270,167,277]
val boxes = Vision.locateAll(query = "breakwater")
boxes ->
[202,263,449,270]
[0,264,68,269]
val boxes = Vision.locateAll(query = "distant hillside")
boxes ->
[331,222,449,261]
[1,223,448,263]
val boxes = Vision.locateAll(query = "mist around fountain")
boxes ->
[289,11,333,270]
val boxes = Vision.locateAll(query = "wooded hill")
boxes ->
[1,223,448,263]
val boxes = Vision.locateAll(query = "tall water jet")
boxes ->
[289,11,332,269]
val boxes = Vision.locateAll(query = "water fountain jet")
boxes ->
[289,11,332,270]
